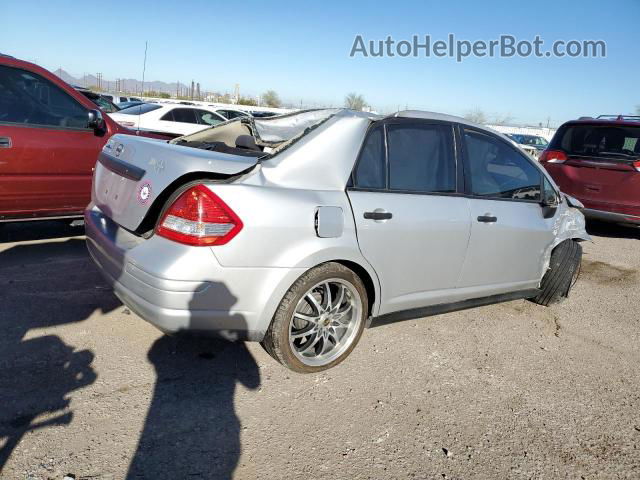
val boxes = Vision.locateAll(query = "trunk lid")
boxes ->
[557,155,640,206]
[93,134,258,231]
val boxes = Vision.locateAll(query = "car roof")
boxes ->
[563,117,640,128]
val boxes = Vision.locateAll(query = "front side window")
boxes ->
[0,65,87,128]
[464,130,542,201]
[387,124,455,193]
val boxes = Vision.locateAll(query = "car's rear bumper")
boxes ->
[84,204,303,341]
[582,208,640,224]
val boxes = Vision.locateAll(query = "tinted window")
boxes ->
[388,124,455,193]
[120,97,127,102]
[464,130,541,201]
[195,109,224,126]
[0,65,87,128]
[102,95,113,101]
[118,103,162,115]
[170,108,198,124]
[555,125,640,157]
[354,126,385,189]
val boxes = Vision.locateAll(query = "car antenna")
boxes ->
[138,40,148,135]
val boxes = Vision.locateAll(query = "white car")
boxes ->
[101,93,143,105]
[109,104,227,136]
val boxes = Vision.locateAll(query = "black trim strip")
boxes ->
[368,288,540,328]
[98,153,146,181]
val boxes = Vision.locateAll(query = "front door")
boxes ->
[457,127,556,293]
[0,64,103,218]
[347,120,471,316]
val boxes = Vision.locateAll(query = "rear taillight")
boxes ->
[156,185,242,246]
[633,160,640,172]
[539,150,567,164]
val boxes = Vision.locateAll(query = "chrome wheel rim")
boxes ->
[289,278,362,367]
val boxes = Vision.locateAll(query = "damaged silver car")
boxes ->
[85,109,589,373]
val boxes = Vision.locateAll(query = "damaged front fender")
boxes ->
[540,198,591,280]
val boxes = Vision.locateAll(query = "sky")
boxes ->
[3,0,639,127]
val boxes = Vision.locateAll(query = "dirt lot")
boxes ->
[0,220,639,480]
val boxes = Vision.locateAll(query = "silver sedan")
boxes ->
[85,109,588,372]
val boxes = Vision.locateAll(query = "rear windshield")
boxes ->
[118,103,162,115]
[554,124,640,158]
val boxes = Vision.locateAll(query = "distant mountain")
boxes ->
[52,68,197,96]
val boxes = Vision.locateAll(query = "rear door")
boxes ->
[457,127,555,293]
[0,64,104,218]
[347,120,471,315]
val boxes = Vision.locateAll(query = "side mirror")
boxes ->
[540,177,560,218]
[87,109,105,132]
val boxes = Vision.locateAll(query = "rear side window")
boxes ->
[118,103,162,115]
[353,126,385,189]
[120,97,127,102]
[0,65,88,129]
[464,130,542,201]
[387,124,455,193]
[554,125,640,157]
[168,108,198,124]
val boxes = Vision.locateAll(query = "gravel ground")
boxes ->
[0,220,639,479]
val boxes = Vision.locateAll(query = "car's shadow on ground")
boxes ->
[586,219,640,240]
[0,232,120,472]
[0,220,85,243]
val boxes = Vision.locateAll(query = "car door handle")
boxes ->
[364,211,393,220]
[477,215,497,223]
[0,137,11,148]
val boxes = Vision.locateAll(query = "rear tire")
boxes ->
[261,262,368,373]
[531,240,582,306]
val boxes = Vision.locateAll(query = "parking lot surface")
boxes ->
[1,221,639,479]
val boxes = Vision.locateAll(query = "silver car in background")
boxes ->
[85,109,589,372]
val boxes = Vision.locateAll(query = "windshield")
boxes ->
[118,103,162,116]
[554,125,640,158]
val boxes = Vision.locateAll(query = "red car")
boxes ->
[0,54,169,222]
[540,115,640,224]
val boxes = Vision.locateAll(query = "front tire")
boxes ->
[531,240,582,306]
[262,262,368,373]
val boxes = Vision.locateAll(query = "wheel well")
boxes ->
[334,260,376,317]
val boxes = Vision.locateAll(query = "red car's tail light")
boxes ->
[539,150,568,164]
[156,185,243,246]
[633,160,640,172]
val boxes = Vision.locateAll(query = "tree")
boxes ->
[158,92,171,99]
[263,90,282,108]
[345,93,366,111]
[490,113,514,125]
[237,96,258,106]
[464,108,487,124]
